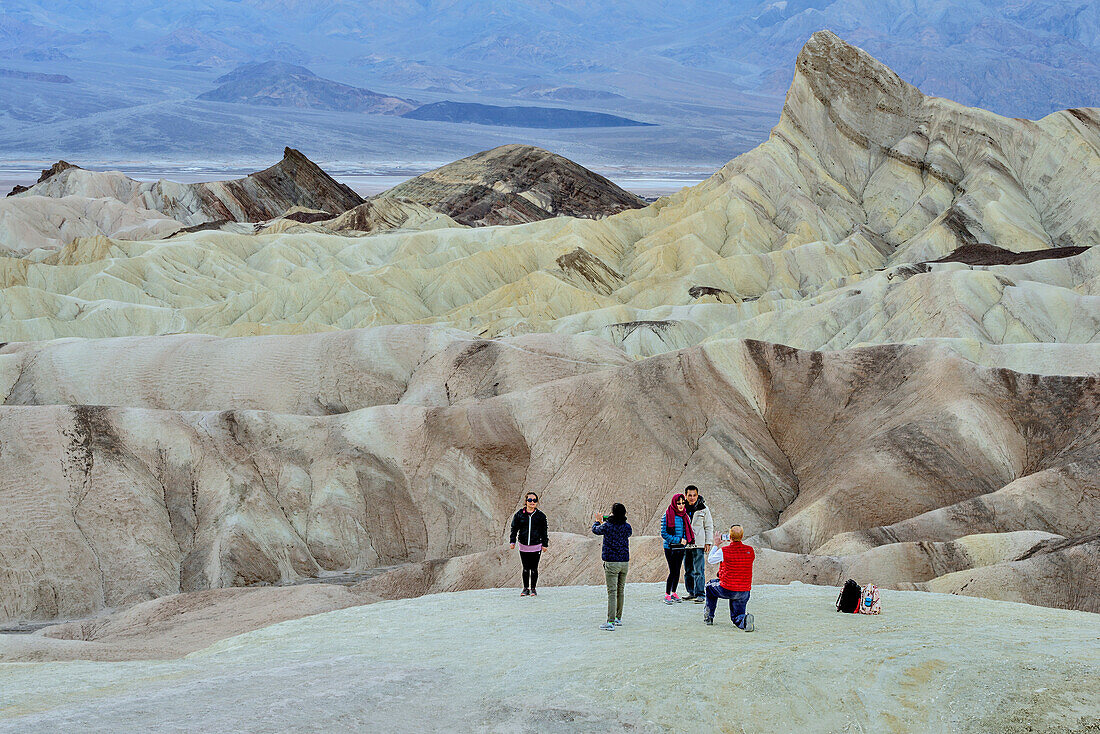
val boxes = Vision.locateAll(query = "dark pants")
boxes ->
[704,579,751,628]
[520,551,541,590]
[682,548,705,596]
[664,548,685,594]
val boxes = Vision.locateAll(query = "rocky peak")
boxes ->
[783,30,927,151]
[6,159,81,196]
[377,144,645,226]
[6,148,364,224]
[234,147,364,218]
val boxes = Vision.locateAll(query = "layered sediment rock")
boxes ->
[0,195,184,254]
[0,32,1097,627]
[1,33,1096,350]
[9,147,364,226]
[376,144,647,225]
[0,331,1096,623]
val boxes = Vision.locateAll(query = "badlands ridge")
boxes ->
[0,31,1097,649]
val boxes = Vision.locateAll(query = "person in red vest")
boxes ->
[703,524,755,631]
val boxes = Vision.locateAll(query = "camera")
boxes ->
[602,515,611,521]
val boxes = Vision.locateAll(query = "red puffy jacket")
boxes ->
[718,542,755,592]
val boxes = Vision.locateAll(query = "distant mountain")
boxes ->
[402,102,652,128]
[0,68,72,83]
[1,0,1098,163]
[130,28,249,68]
[514,85,624,102]
[199,61,415,114]
[0,46,72,62]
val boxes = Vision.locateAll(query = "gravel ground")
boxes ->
[0,582,1097,733]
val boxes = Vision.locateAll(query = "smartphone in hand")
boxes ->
[721,533,730,542]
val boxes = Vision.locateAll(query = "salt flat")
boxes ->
[1,583,1097,733]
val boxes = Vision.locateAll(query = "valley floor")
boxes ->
[1,583,1097,733]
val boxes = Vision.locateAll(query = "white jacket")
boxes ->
[684,501,714,548]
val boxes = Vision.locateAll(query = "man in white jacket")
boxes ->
[681,485,714,603]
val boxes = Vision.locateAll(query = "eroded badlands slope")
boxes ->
[376,144,647,226]
[0,32,1097,627]
[9,148,365,227]
[0,32,1096,350]
[0,330,1096,622]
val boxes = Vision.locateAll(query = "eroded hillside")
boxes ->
[0,32,1096,625]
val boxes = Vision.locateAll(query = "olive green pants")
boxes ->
[603,561,629,622]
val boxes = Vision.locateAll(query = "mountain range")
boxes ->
[0,1,1097,165]
[198,61,415,115]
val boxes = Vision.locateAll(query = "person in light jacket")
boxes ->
[509,492,550,596]
[680,485,715,603]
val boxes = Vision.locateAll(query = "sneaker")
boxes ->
[742,614,754,632]
[599,622,615,631]
[520,589,530,596]
[664,594,674,605]
[693,596,705,604]
[703,612,713,626]
[613,618,622,626]
[681,594,696,601]
[671,593,683,603]
[530,589,537,597]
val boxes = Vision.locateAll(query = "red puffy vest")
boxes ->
[718,542,755,591]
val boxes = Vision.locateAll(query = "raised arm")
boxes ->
[707,543,724,565]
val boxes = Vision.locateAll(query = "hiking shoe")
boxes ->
[671,593,683,603]
[703,613,713,626]
[664,594,674,605]
[681,594,696,601]
[613,618,622,626]
[693,596,705,604]
[599,622,615,631]
[520,589,530,596]
[742,614,754,632]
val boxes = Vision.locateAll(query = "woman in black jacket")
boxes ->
[509,491,550,596]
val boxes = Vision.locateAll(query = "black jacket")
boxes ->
[509,508,549,547]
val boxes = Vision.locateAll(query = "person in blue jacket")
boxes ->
[660,493,694,604]
[592,503,632,630]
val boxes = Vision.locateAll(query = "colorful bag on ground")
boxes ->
[858,584,881,614]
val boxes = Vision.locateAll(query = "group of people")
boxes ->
[508,485,755,632]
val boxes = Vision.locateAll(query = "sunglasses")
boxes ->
[526,498,538,503]
[676,501,686,505]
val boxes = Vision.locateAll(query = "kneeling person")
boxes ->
[704,524,755,632]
